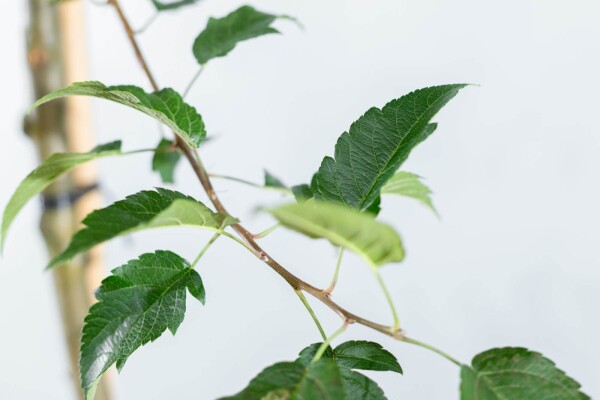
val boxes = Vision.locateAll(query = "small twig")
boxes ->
[191,232,221,268]
[312,321,349,362]
[182,66,204,99]
[295,290,327,341]
[133,12,159,34]
[402,337,462,366]
[372,267,400,330]
[325,248,345,294]
[252,223,281,239]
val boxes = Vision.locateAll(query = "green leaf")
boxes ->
[340,369,387,400]
[312,85,466,211]
[151,0,197,11]
[264,170,286,189]
[381,171,436,213]
[1,141,123,251]
[193,5,290,65]
[334,341,402,373]
[269,202,404,267]
[152,139,181,183]
[30,81,206,148]
[220,359,344,400]
[80,250,204,399]
[460,347,590,400]
[49,189,235,269]
[296,342,395,400]
[291,184,313,202]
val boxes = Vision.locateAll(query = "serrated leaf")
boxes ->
[381,171,436,213]
[296,342,394,400]
[340,369,387,400]
[220,359,344,400]
[30,81,205,148]
[334,341,402,373]
[1,141,123,251]
[269,202,404,267]
[193,5,290,65]
[151,0,197,11]
[49,189,235,269]
[295,343,334,366]
[152,139,181,183]
[312,85,466,211]
[460,347,590,400]
[264,170,286,189]
[80,250,204,399]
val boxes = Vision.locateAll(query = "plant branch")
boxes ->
[108,0,404,341]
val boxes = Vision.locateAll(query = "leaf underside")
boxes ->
[381,171,436,213]
[152,139,182,183]
[193,5,281,65]
[30,81,205,148]
[312,85,466,211]
[80,250,204,399]
[49,188,234,268]
[1,141,123,250]
[460,347,590,400]
[270,202,405,267]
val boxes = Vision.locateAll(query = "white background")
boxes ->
[1,0,599,399]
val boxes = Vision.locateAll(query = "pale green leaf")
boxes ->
[381,171,436,213]
[220,359,344,400]
[269,202,404,267]
[460,347,590,400]
[30,81,205,148]
[312,85,466,211]
[80,250,204,399]
[49,189,235,268]
[1,141,122,251]
[193,6,291,65]
[152,139,181,183]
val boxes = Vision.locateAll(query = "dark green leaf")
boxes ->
[296,342,394,400]
[1,141,123,251]
[49,189,235,269]
[80,250,204,399]
[340,369,387,400]
[291,184,313,202]
[151,0,197,11]
[460,347,590,400]
[152,139,181,183]
[30,81,206,148]
[334,341,402,373]
[312,85,465,211]
[221,359,344,400]
[264,170,286,189]
[381,171,436,213]
[295,343,333,366]
[269,202,404,267]
[193,6,288,65]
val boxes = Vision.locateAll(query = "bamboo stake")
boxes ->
[25,1,112,399]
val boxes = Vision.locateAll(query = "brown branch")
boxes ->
[108,0,404,340]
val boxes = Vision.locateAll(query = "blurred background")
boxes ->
[1,0,599,399]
